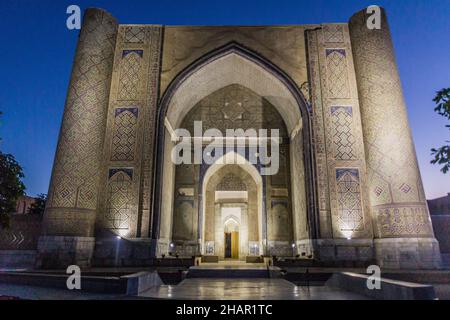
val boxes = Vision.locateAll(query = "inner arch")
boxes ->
[201,151,263,258]
[165,51,303,134]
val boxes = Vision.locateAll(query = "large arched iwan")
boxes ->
[150,42,319,255]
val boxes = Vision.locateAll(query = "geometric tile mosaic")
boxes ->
[323,25,345,43]
[326,49,349,98]
[118,50,143,100]
[106,169,133,230]
[111,108,138,161]
[330,106,356,160]
[124,26,146,43]
[336,168,364,232]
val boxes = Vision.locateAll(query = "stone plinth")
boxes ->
[36,236,95,269]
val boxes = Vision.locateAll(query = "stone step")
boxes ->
[186,265,282,279]
[274,259,374,268]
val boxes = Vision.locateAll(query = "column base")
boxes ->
[314,239,375,263]
[92,238,154,267]
[149,238,171,257]
[169,240,200,257]
[36,236,95,269]
[375,238,442,269]
[267,241,294,257]
[295,239,315,258]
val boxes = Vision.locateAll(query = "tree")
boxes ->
[431,88,450,173]
[28,193,47,216]
[0,111,26,228]
[0,152,26,228]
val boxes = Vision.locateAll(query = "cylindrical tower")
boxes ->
[37,8,118,268]
[349,8,441,268]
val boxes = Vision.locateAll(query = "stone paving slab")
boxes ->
[139,278,370,300]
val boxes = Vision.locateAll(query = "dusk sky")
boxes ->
[0,0,449,199]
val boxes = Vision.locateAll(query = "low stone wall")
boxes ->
[201,256,219,263]
[0,270,163,295]
[246,256,264,263]
[382,271,450,284]
[123,271,163,295]
[267,241,293,257]
[315,239,374,263]
[92,238,195,267]
[441,253,450,267]
[0,271,127,293]
[93,238,153,267]
[326,272,436,300]
[431,215,450,254]
[0,250,36,268]
[169,241,199,257]
[374,238,442,269]
[0,215,42,269]
[36,236,95,269]
[0,215,42,250]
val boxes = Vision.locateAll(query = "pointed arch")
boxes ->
[224,216,240,233]
[151,42,318,255]
[200,151,264,255]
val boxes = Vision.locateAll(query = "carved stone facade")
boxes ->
[37,8,441,269]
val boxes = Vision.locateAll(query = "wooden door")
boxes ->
[231,231,239,259]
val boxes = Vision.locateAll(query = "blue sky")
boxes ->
[0,0,449,199]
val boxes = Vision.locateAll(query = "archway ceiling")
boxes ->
[203,152,262,191]
[208,165,255,191]
[166,53,302,133]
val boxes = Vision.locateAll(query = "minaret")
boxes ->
[37,8,118,268]
[349,8,441,268]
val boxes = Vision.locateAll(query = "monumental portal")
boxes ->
[37,7,442,269]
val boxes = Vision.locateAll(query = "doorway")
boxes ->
[225,231,239,259]
[222,205,242,259]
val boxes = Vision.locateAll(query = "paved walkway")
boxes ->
[0,283,125,300]
[139,278,369,300]
[0,261,369,300]
[0,278,369,300]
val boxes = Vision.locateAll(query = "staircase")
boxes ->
[186,262,282,279]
